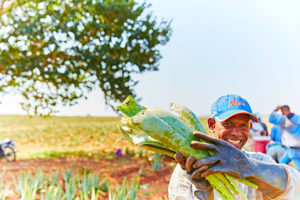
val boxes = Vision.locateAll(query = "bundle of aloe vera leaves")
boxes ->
[117,96,257,200]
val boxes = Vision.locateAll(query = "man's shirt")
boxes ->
[269,111,300,149]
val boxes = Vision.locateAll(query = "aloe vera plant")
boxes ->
[108,177,140,200]
[0,184,12,200]
[117,96,257,200]
[6,169,110,200]
[12,170,45,200]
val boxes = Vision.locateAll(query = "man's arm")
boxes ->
[269,125,281,142]
[244,158,288,198]
[287,113,300,125]
[269,110,285,125]
[278,164,300,199]
[190,132,289,199]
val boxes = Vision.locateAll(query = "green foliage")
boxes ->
[151,152,162,171]
[108,177,140,200]
[12,170,44,199]
[79,170,101,199]
[0,0,172,115]
[0,1,15,16]
[4,169,140,200]
[100,179,109,193]
[63,171,78,200]
[0,169,12,200]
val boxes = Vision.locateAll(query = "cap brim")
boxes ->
[215,109,259,122]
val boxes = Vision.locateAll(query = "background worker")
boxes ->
[168,94,300,200]
[266,124,286,163]
[252,112,268,136]
[269,105,300,170]
[244,112,268,151]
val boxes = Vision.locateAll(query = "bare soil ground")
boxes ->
[0,156,174,200]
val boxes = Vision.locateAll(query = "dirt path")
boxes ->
[0,156,174,199]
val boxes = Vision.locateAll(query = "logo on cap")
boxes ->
[228,100,245,108]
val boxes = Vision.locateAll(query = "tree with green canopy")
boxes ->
[0,0,171,115]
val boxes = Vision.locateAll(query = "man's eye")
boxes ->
[224,122,231,127]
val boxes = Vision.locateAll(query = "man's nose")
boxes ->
[231,127,243,136]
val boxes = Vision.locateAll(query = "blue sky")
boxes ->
[1,0,300,116]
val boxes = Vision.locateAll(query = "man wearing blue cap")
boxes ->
[168,94,300,200]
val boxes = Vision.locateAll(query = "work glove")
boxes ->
[174,153,212,191]
[162,154,211,191]
[161,155,177,163]
[190,132,288,199]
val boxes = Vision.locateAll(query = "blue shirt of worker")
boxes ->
[269,111,300,170]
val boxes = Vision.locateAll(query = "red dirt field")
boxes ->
[0,156,175,200]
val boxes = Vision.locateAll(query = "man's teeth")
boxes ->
[228,139,240,144]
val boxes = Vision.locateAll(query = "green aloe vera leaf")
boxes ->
[170,102,208,134]
[128,109,209,159]
[214,173,238,194]
[147,107,196,140]
[225,174,248,200]
[119,126,168,148]
[140,144,176,158]
[207,175,236,200]
[236,177,258,189]
[117,96,145,117]
[118,126,134,143]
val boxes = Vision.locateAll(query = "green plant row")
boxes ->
[0,170,139,200]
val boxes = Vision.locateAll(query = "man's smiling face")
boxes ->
[208,114,252,150]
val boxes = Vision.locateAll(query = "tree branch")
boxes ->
[0,63,5,73]
[0,0,6,10]
[0,0,15,16]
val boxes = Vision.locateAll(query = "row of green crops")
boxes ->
[0,170,140,200]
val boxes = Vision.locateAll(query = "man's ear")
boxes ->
[250,121,253,129]
[208,118,216,130]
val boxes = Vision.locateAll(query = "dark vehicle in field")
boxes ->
[0,139,16,162]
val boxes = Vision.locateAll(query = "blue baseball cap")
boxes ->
[210,94,258,122]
